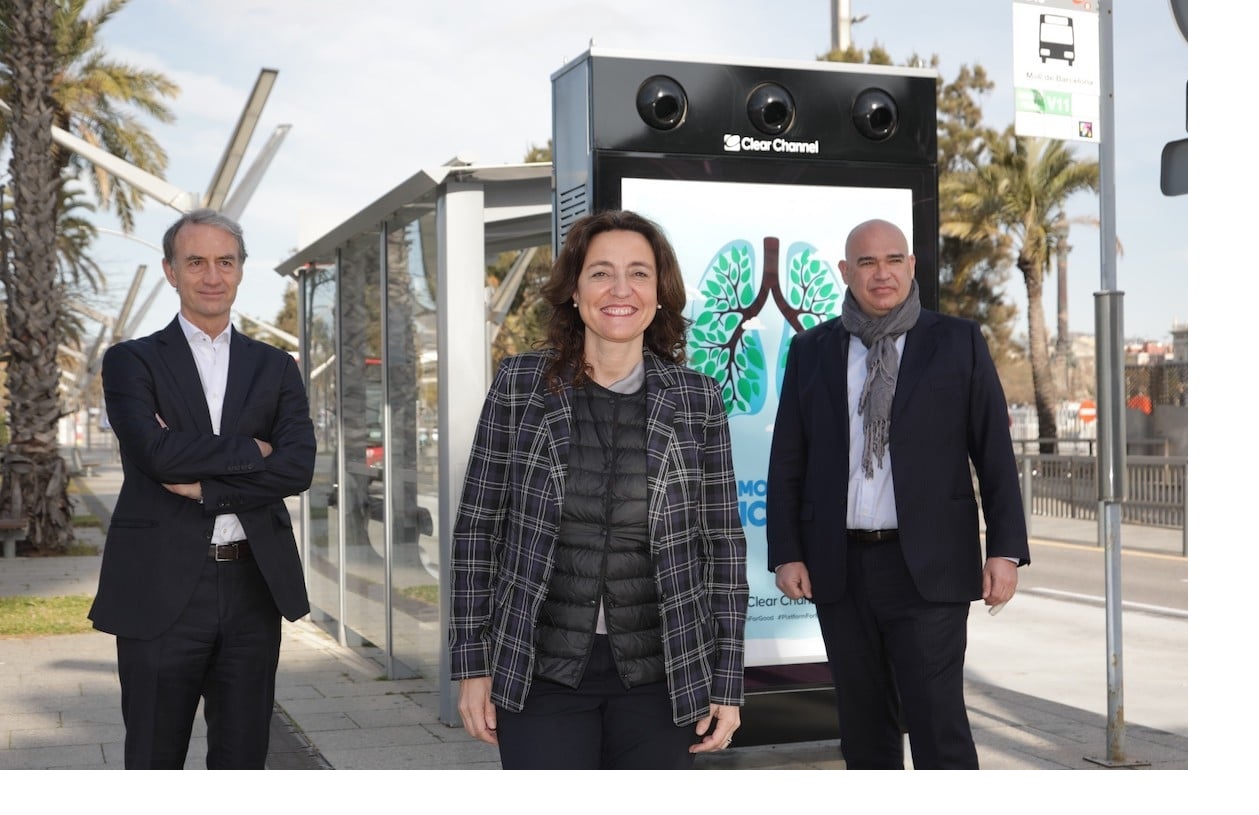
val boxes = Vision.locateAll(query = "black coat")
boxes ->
[534,384,664,688]
[90,318,316,639]
[767,310,1030,604]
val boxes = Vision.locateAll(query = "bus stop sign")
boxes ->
[1011,0,1101,143]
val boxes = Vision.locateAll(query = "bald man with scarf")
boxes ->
[767,219,1029,769]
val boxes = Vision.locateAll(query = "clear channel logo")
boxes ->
[722,134,820,155]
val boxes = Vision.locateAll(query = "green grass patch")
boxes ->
[400,584,440,605]
[0,595,95,637]
[72,514,101,528]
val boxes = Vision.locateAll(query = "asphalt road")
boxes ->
[1020,538,1188,614]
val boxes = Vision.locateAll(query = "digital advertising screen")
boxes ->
[616,162,930,669]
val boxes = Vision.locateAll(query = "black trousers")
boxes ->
[496,635,697,769]
[815,537,977,770]
[115,553,281,769]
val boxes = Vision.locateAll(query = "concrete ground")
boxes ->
[1,462,1192,792]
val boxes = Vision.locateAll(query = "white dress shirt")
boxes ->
[845,333,906,530]
[177,314,246,544]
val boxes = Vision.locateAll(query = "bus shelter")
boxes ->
[274,159,551,724]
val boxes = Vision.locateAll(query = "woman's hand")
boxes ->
[690,702,741,753]
[458,676,499,746]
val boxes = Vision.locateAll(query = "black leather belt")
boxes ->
[847,529,898,544]
[209,541,251,561]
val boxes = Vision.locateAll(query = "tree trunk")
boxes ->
[2,0,75,554]
[385,229,422,544]
[1020,251,1059,453]
[337,238,376,558]
[1055,238,1070,352]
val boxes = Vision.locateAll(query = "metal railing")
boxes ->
[1014,445,1187,554]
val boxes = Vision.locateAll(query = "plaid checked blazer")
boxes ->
[449,349,749,726]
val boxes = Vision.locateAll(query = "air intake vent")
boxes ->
[556,184,589,246]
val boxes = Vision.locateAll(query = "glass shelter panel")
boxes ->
[385,212,442,675]
[304,264,340,627]
[338,232,387,648]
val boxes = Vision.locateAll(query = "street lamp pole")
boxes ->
[831,0,869,52]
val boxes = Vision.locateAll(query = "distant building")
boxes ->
[1125,323,1187,456]
[1171,321,1188,363]
[1126,338,1174,365]
[1033,323,1187,457]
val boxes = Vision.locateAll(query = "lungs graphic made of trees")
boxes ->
[689,240,765,416]
[687,236,843,417]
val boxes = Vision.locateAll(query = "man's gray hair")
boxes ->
[162,208,248,263]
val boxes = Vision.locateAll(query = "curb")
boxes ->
[267,704,333,770]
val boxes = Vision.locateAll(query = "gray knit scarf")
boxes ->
[840,280,921,478]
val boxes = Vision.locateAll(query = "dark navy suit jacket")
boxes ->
[767,310,1030,605]
[90,318,316,640]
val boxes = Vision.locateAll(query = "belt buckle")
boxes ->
[214,543,236,562]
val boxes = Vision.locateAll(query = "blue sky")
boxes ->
[77,0,1188,343]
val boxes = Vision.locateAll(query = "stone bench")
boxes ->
[0,517,26,559]
[65,447,105,478]
[0,453,32,558]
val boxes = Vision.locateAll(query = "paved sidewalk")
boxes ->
[0,461,1188,772]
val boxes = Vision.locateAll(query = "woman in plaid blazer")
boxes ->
[450,210,748,769]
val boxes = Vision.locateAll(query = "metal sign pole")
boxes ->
[1084,1,1147,768]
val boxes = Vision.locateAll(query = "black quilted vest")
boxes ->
[533,381,665,688]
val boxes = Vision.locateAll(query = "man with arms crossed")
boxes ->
[90,209,315,769]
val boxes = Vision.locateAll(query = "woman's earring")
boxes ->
[657,304,662,310]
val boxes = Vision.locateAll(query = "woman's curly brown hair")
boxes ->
[539,210,690,390]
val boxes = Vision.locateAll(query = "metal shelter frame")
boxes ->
[275,158,551,727]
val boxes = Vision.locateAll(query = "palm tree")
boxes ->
[2,1,177,232]
[1053,214,1071,354]
[941,130,1099,450]
[0,0,74,552]
[54,183,104,293]
[0,0,174,552]
[1,179,103,300]
[819,48,1023,361]
[934,61,1020,362]
[49,0,178,232]
[54,185,108,411]
[4,177,107,397]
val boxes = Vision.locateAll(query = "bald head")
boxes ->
[844,219,909,259]
[839,219,916,317]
